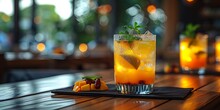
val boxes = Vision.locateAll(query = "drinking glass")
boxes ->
[114,33,156,94]
[216,37,220,63]
[180,33,208,74]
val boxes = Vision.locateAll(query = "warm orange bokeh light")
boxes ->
[97,4,112,15]
[186,0,194,3]
[216,42,220,52]
[79,43,88,52]
[147,4,156,14]
[216,41,220,62]
[185,0,196,5]
[37,43,45,52]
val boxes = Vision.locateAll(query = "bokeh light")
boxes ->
[216,40,220,62]
[79,43,88,52]
[97,4,112,15]
[2,15,10,22]
[37,43,46,52]
[184,0,197,5]
[186,0,194,3]
[126,6,138,16]
[0,0,13,15]
[149,8,167,22]
[147,4,156,14]
[36,0,72,20]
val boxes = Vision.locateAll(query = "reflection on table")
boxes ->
[0,69,220,110]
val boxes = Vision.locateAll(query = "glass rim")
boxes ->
[180,33,208,39]
[114,34,156,41]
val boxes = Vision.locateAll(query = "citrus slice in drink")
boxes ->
[115,54,140,69]
[195,51,206,56]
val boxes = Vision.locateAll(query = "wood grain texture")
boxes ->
[147,75,220,110]
[152,91,220,110]
[199,79,220,92]
[0,69,113,101]
[0,92,98,110]
[0,73,83,101]
[60,74,220,110]
[1,69,220,110]
[61,97,167,110]
[59,74,179,110]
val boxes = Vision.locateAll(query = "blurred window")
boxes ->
[0,0,166,57]
[20,0,33,51]
[0,0,13,51]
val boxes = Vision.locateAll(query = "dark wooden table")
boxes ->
[0,69,220,110]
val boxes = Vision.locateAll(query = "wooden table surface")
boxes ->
[0,69,220,110]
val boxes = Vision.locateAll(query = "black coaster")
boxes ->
[51,84,193,100]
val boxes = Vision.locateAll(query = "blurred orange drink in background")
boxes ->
[180,34,208,73]
[216,38,220,62]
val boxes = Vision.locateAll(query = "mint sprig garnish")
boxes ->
[119,22,142,42]
[183,24,200,38]
[182,23,200,47]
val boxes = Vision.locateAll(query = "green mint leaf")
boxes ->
[128,26,133,29]
[183,23,200,38]
[119,22,143,42]
[182,23,200,47]
[134,22,138,27]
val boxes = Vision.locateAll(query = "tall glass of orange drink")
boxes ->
[180,33,208,74]
[216,38,220,63]
[114,33,156,94]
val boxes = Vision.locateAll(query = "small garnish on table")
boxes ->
[73,75,108,92]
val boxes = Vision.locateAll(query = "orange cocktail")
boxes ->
[216,38,220,62]
[114,34,156,94]
[180,34,207,73]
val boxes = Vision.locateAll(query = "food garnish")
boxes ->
[73,75,108,92]
[119,22,142,42]
[182,23,200,47]
[117,22,144,69]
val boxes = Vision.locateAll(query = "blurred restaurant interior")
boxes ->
[1,0,220,83]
